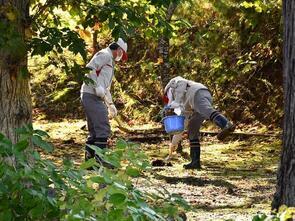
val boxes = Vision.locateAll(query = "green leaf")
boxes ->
[87,144,103,153]
[90,176,105,184]
[98,11,109,23]
[32,135,53,152]
[111,25,121,39]
[107,209,124,220]
[109,193,126,205]
[102,170,114,184]
[126,166,140,177]
[33,151,41,160]
[30,204,44,219]
[15,140,29,152]
[116,139,128,149]
[0,210,12,221]
[80,158,97,170]
[34,129,50,138]
[0,133,5,141]
[16,125,31,135]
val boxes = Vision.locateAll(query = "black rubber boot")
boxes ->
[217,122,235,141]
[85,138,95,161]
[183,139,201,170]
[210,111,235,141]
[94,138,114,169]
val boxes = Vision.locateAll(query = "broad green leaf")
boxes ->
[33,151,41,160]
[80,158,96,170]
[30,204,44,219]
[32,135,53,152]
[102,170,114,184]
[0,133,5,141]
[34,129,50,138]
[109,193,126,205]
[116,139,128,149]
[126,166,140,177]
[0,210,12,221]
[95,188,108,202]
[107,209,124,220]
[15,140,29,152]
[90,176,105,184]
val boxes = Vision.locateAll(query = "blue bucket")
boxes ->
[163,115,185,134]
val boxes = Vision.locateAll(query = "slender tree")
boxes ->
[158,2,178,88]
[272,0,295,210]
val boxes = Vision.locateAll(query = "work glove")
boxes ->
[169,101,180,109]
[108,104,117,119]
[95,86,106,98]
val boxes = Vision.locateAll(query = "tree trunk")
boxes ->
[0,0,32,144]
[272,0,295,210]
[158,2,178,89]
[92,30,99,56]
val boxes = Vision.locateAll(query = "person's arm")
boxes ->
[86,52,107,71]
[169,80,187,109]
[171,133,183,147]
[105,88,117,118]
[87,53,112,98]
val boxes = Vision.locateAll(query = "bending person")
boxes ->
[164,76,235,169]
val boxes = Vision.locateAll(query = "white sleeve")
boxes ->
[174,80,187,105]
[167,88,173,105]
[86,52,108,70]
[105,88,113,105]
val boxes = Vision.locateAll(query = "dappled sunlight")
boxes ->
[32,120,281,220]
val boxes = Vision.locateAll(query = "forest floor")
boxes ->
[34,119,281,221]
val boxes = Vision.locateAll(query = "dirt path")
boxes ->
[35,120,280,221]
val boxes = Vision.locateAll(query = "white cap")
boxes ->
[117,38,127,52]
[116,38,128,61]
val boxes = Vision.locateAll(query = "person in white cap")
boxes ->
[163,76,235,169]
[80,38,127,166]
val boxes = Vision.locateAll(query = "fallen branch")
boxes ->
[114,117,163,134]
[114,118,281,138]
[82,118,281,139]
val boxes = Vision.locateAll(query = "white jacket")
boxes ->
[164,76,208,111]
[81,47,114,104]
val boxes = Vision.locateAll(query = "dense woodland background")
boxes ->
[28,0,283,129]
[1,0,290,220]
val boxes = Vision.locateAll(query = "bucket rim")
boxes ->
[163,115,185,121]
[162,115,185,123]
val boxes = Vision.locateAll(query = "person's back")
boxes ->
[81,47,114,96]
[163,76,235,169]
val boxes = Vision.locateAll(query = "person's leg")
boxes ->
[184,112,204,169]
[210,111,235,140]
[194,89,235,140]
[85,117,96,161]
[81,93,111,162]
[81,93,96,160]
[166,133,183,160]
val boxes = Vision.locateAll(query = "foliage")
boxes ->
[114,0,283,126]
[0,126,190,220]
[251,206,295,221]
[1,0,283,126]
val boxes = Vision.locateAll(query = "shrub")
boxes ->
[0,125,190,221]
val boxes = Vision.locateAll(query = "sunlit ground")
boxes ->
[34,119,281,221]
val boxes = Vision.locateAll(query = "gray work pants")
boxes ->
[81,92,111,141]
[188,89,216,140]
